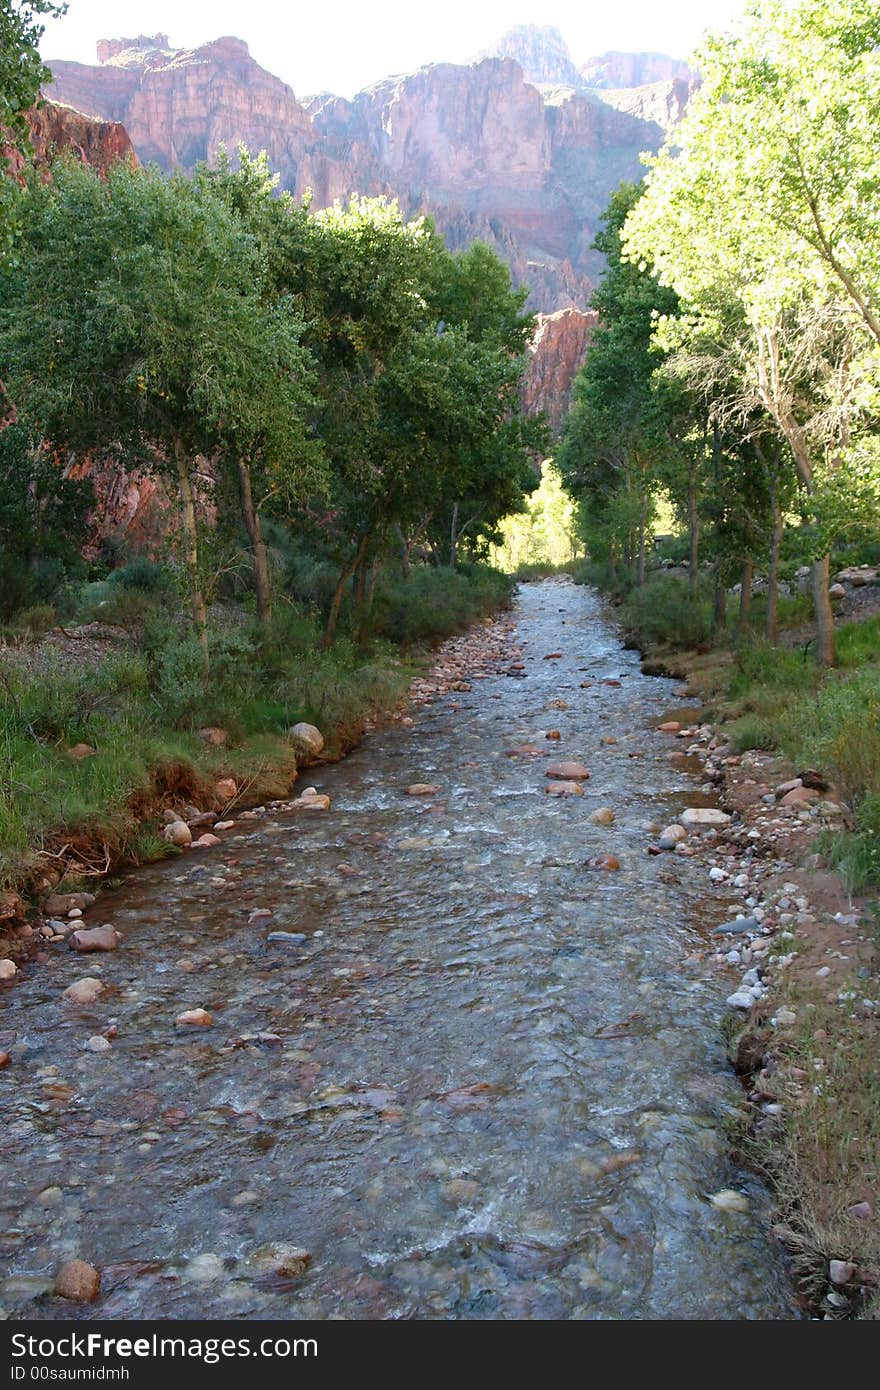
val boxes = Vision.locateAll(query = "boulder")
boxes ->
[0,890,25,922]
[69,926,120,953]
[292,792,331,811]
[589,807,615,825]
[287,722,324,758]
[163,820,192,847]
[64,977,105,1004]
[191,833,222,848]
[780,786,820,807]
[0,958,17,980]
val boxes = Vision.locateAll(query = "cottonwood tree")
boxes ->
[1,1,66,249]
[624,0,880,664]
[0,157,322,665]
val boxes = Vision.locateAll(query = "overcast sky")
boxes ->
[39,1,745,98]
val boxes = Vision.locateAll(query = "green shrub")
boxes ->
[619,574,713,648]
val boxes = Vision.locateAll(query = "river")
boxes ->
[0,579,794,1319]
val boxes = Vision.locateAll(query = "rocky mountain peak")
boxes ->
[474,23,585,88]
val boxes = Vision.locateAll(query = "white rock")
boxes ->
[84,1035,111,1053]
[829,1259,857,1286]
[288,723,324,758]
[183,1253,225,1284]
[0,959,17,980]
[726,991,754,1010]
[775,1008,797,1026]
[681,807,731,828]
[709,1190,750,1213]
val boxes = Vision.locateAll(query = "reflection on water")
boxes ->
[0,582,793,1320]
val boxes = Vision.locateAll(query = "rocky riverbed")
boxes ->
[0,579,797,1320]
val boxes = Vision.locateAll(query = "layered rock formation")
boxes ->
[45,33,669,313]
[2,99,135,179]
[580,51,696,89]
[523,308,598,435]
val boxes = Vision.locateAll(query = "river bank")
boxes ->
[586,571,880,1320]
[0,578,794,1320]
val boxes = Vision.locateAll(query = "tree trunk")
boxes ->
[324,535,368,648]
[174,437,208,672]
[236,457,271,628]
[366,553,381,611]
[713,561,727,631]
[636,491,647,587]
[766,486,783,645]
[812,554,835,667]
[738,557,753,634]
[688,461,699,600]
[396,526,411,581]
[449,501,459,570]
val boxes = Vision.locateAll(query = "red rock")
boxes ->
[0,1051,11,1068]
[55,1259,101,1302]
[781,787,820,807]
[545,730,561,741]
[191,833,222,848]
[69,926,120,953]
[543,652,563,660]
[66,743,97,760]
[0,891,25,922]
[64,977,105,1004]
[406,783,441,796]
[586,854,621,871]
[545,780,584,797]
[176,1008,213,1027]
[522,309,597,432]
[187,811,218,829]
[603,679,622,687]
[43,892,96,916]
[547,761,590,780]
[505,745,542,757]
[658,721,680,733]
[214,777,238,802]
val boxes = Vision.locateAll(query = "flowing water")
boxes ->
[0,581,794,1320]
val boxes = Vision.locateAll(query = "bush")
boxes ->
[619,574,713,648]
[368,565,513,645]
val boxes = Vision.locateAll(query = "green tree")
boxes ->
[558,183,684,585]
[0,157,323,664]
[1,1,66,248]
[624,0,880,664]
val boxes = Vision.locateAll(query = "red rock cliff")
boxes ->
[523,308,598,435]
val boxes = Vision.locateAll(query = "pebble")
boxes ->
[681,807,731,828]
[192,833,222,848]
[712,917,759,936]
[84,1035,111,1053]
[709,1190,750,1213]
[546,762,590,780]
[406,784,441,796]
[267,932,307,945]
[175,1008,213,1027]
[545,780,584,797]
[247,1243,312,1277]
[829,1259,857,1286]
[586,854,620,871]
[0,959,17,980]
[589,807,615,825]
[183,1253,225,1283]
[775,1009,797,1027]
[658,824,687,849]
[55,1259,100,1302]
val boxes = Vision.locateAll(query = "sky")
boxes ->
[38,1,745,98]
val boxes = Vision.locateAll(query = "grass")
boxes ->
[0,561,511,893]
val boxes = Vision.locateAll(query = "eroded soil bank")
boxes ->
[0,580,795,1319]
